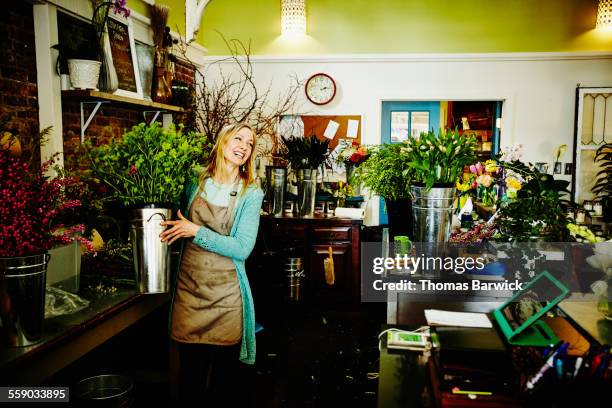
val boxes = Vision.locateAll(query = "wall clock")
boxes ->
[305,73,336,105]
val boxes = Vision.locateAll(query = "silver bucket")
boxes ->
[266,166,287,217]
[296,168,317,217]
[0,254,49,347]
[130,208,172,294]
[411,185,456,243]
[74,374,134,407]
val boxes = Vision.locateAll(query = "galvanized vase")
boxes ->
[411,185,456,243]
[130,208,172,294]
[0,254,49,346]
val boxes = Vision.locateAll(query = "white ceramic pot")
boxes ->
[67,59,102,90]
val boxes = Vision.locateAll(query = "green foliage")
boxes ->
[495,160,571,242]
[353,142,413,201]
[282,135,330,169]
[402,129,477,190]
[88,123,208,206]
[593,143,611,215]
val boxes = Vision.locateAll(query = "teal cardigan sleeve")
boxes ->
[192,187,264,260]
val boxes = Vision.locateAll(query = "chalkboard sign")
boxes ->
[107,15,142,98]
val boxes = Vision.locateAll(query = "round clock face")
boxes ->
[305,73,336,105]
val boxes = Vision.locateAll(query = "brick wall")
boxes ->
[174,59,196,86]
[0,1,38,153]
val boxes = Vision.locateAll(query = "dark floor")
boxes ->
[46,294,386,407]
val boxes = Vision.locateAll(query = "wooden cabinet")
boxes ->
[249,214,362,302]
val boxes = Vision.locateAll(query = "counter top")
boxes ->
[559,293,612,345]
[0,275,169,384]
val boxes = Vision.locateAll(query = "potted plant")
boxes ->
[0,137,90,346]
[402,130,477,242]
[57,1,130,91]
[282,135,330,217]
[88,122,206,293]
[494,160,571,243]
[353,142,414,238]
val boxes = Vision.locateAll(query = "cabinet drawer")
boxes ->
[311,226,352,242]
[264,224,306,240]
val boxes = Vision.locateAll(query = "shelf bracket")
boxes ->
[80,101,109,143]
[143,110,165,125]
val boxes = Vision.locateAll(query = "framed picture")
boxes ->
[553,162,562,174]
[107,14,142,99]
[135,41,154,101]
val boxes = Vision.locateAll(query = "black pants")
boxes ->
[173,341,254,406]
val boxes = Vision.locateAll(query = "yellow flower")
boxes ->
[455,180,472,192]
[484,160,498,173]
[505,177,521,191]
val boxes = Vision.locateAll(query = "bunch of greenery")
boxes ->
[353,142,413,201]
[282,135,330,169]
[495,160,571,242]
[402,130,477,190]
[593,143,611,222]
[89,122,208,206]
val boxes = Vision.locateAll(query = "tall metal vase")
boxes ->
[411,185,456,243]
[130,208,172,294]
[297,168,318,217]
[0,254,49,346]
[98,30,119,93]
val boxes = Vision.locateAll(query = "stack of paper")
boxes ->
[424,309,492,328]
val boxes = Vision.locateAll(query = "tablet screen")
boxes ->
[499,274,567,331]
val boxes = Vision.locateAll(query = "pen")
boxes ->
[572,357,583,379]
[543,340,564,358]
[526,346,564,390]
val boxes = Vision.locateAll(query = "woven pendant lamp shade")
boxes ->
[597,0,612,28]
[281,0,306,36]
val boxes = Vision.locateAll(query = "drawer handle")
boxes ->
[315,249,343,255]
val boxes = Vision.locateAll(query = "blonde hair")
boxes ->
[200,122,257,196]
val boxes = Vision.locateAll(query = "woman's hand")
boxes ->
[160,210,200,245]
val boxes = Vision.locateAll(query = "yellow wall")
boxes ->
[197,0,611,55]
[132,0,185,37]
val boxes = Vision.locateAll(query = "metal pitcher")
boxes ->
[265,166,287,217]
[296,168,317,217]
[411,185,456,243]
[130,208,172,294]
[0,254,49,347]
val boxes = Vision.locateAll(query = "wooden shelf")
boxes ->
[62,90,184,112]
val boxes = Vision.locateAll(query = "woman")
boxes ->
[160,122,263,404]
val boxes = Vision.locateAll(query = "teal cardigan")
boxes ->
[169,181,264,365]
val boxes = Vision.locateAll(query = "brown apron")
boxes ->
[170,181,242,345]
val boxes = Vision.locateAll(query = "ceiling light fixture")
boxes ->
[281,0,306,37]
[597,0,612,28]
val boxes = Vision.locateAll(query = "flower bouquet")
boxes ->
[0,151,92,257]
[0,147,91,346]
[469,160,500,207]
[325,181,354,208]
